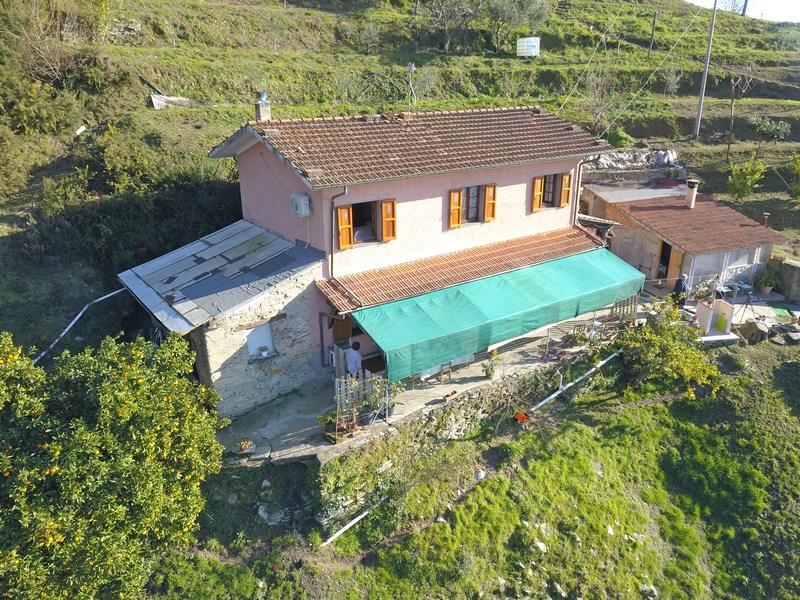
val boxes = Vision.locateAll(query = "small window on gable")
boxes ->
[246,323,275,358]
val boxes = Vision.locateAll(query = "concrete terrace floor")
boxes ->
[218,293,800,466]
[217,323,592,466]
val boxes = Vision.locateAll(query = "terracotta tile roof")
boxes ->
[613,194,786,256]
[212,107,611,189]
[316,227,602,313]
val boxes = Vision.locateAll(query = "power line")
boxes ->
[556,9,625,115]
[600,6,704,138]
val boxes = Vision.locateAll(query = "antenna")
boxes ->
[406,63,416,127]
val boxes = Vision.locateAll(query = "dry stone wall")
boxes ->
[202,261,326,418]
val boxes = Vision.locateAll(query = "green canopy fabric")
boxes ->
[350,248,644,381]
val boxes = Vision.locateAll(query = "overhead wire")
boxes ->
[600,6,704,138]
[556,9,625,115]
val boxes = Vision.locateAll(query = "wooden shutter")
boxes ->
[449,189,462,229]
[381,199,397,241]
[333,315,352,342]
[483,184,497,222]
[532,177,544,212]
[337,205,354,250]
[559,172,573,207]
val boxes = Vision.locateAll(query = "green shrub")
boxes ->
[728,156,767,199]
[147,552,260,599]
[605,126,633,148]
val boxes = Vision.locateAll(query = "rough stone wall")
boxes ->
[201,261,326,418]
[315,372,551,530]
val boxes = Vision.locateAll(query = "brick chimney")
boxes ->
[255,91,271,121]
[685,179,699,209]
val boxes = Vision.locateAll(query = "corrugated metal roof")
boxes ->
[118,220,323,333]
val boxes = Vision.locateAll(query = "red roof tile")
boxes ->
[316,227,602,312]
[613,194,786,256]
[212,107,611,189]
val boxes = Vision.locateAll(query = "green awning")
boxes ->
[350,248,644,381]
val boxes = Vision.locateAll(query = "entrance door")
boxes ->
[667,247,683,285]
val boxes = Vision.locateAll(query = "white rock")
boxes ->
[607,525,614,536]
[535,541,548,553]
[261,479,272,488]
[497,577,506,593]
[475,469,486,481]
[258,505,270,521]
[555,582,567,597]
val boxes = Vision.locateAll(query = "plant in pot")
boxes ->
[481,349,500,378]
[258,346,269,358]
[238,439,255,453]
[316,411,337,433]
[754,268,783,295]
[690,281,713,304]
[365,377,406,419]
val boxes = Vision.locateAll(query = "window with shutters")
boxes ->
[534,172,573,209]
[449,185,497,228]
[337,199,397,248]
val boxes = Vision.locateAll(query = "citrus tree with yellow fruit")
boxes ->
[0,333,224,599]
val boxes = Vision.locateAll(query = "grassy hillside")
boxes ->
[148,341,800,599]
[0,1,798,343]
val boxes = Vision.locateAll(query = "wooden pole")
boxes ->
[647,12,658,59]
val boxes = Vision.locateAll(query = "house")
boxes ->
[118,102,645,418]
[581,180,785,294]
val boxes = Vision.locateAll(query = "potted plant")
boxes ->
[316,411,337,433]
[481,349,499,378]
[754,268,783,295]
[691,281,713,304]
[258,346,269,358]
[238,439,255,453]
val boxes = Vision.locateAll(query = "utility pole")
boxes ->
[693,0,718,141]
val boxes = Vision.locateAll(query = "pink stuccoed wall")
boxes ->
[237,142,581,278]
[237,145,327,249]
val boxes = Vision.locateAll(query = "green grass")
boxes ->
[156,343,800,599]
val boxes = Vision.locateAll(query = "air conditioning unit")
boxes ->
[290,193,311,217]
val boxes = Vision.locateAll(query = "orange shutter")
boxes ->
[381,199,397,241]
[483,184,497,222]
[559,172,573,207]
[449,189,462,229]
[337,205,354,250]
[532,177,544,212]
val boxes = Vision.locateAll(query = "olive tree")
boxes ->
[0,333,224,599]
[484,0,550,53]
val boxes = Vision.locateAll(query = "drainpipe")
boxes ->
[319,311,345,367]
[329,186,348,278]
[572,160,585,227]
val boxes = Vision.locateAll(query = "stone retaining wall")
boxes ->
[314,371,553,530]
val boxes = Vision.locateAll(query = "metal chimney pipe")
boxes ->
[686,179,699,209]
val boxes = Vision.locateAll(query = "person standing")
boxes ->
[671,274,688,307]
[346,342,362,379]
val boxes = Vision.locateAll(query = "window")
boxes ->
[246,323,275,358]
[532,172,573,211]
[449,185,497,229]
[337,199,397,249]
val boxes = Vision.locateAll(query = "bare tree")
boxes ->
[575,67,626,135]
[424,0,479,53]
[725,65,757,160]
